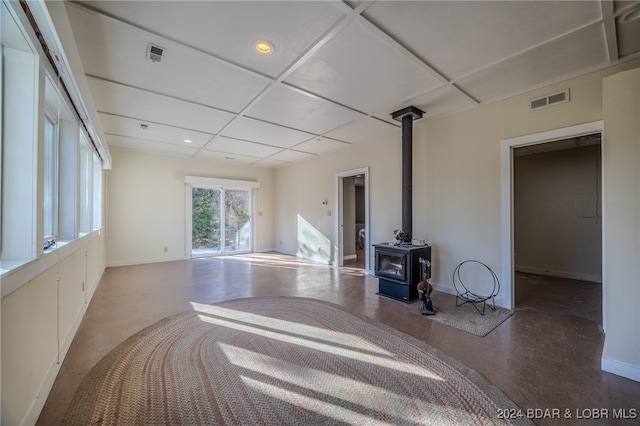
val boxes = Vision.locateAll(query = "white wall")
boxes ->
[602,67,640,381]
[274,59,640,382]
[274,131,402,266]
[105,149,275,266]
[514,145,602,282]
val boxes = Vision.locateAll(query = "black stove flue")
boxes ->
[391,106,424,241]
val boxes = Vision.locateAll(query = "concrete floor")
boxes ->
[37,253,639,425]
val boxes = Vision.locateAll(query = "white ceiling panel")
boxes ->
[195,150,261,165]
[246,84,364,134]
[363,1,603,80]
[107,135,200,158]
[457,25,609,103]
[284,21,443,114]
[99,114,211,148]
[222,117,314,148]
[206,137,283,158]
[324,117,399,144]
[63,1,637,168]
[269,150,316,163]
[79,1,346,79]
[251,158,291,168]
[293,137,351,155]
[67,4,270,113]
[87,77,234,135]
[375,85,477,122]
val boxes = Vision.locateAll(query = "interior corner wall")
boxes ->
[601,67,640,382]
[274,134,402,267]
[514,145,602,283]
[105,149,275,266]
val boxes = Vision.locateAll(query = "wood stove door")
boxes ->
[375,250,407,282]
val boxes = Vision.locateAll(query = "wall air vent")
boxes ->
[146,43,165,62]
[529,89,570,111]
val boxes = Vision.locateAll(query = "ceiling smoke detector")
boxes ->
[146,43,165,62]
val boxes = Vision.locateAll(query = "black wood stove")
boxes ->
[374,243,431,302]
[374,105,432,303]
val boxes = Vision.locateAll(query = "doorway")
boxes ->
[185,176,259,258]
[501,121,604,312]
[335,167,369,270]
[512,134,602,324]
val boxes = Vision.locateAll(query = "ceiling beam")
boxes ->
[600,0,619,62]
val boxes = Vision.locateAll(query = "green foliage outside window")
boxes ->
[192,188,220,249]
[192,188,250,250]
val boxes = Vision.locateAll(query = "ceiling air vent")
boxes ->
[146,43,165,62]
[529,89,570,111]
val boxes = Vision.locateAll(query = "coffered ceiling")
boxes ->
[64,1,640,167]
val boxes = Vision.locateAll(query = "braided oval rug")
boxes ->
[63,297,531,425]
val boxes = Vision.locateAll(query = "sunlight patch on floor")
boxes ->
[192,304,444,381]
[224,343,439,416]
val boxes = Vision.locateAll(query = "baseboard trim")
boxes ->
[106,256,186,268]
[601,357,640,382]
[516,265,602,283]
[343,254,357,260]
[431,282,457,297]
[255,248,276,253]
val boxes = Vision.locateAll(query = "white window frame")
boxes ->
[79,131,93,235]
[43,111,59,242]
[92,152,102,230]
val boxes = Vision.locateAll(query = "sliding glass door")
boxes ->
[190,186,252,256]
[224,189,251,253]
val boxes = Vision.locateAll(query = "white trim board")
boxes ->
[184,176,260,189]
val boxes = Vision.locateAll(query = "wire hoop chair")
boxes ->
[452,260,500,315]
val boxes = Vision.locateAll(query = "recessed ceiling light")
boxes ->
[183,139,192,143]
[619,5,640,24]
[255,40,274,55]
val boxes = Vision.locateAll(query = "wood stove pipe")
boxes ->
[391,106,424,241]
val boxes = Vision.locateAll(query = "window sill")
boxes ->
[0,258,32,275]
[43,240,71,254]
[1,231,101,299]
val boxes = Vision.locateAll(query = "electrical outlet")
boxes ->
[327,210,331,216]
[164,247,168,252]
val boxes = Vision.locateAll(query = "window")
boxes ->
[1,5,38,260]
[1,0,107,276]
[43,114,59,240]
[185,176,259,258]
[190,187,252,255]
